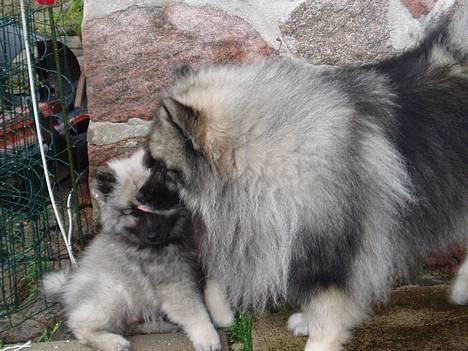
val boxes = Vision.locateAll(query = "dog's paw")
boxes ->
[189,326,221,351]
[211,308,235,328]
[287,312,309,336]
[305,340,342,351]
[204,279,235,328]
[451,278,468,305]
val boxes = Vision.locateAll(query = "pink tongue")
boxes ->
[137,204,153,213]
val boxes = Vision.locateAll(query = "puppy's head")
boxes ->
[93,149,188,248]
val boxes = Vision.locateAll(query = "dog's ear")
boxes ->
[94,167,117,197]
[161,97,233,175]
[175,64,193,79]
[162,97,197,142]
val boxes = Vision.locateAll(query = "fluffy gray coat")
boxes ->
[42,150,232,351]
[141,21,467,351]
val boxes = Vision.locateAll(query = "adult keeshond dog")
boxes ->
[42,149,233,351]
[138,21,467,351]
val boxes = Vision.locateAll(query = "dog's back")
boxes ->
[336,21,467,257]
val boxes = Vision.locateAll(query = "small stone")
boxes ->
[231,342,244,351]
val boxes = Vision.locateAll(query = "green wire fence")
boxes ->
[0,0,89,338]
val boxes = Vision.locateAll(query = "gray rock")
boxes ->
[83,0,305,48]
[87,119,152,146]
[280,0,461,65]
[64,36,82,50]
[82,2,274,177]
[281,0,393,65]
[83,4,273,124]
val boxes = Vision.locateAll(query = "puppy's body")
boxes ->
[142,22,467,351]
[42,150,225,351]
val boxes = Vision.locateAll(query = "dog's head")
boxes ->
[93,149,189,247]
[137,64,244,212]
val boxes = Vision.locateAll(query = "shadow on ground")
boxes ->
[252,285,468,351]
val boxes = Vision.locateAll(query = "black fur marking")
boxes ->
[123,207,192,248]
[371,26,467,255]
[136,176,181,210]
[138,153,183,211]
[289,217,361,304]
[143,148,157,169]
[336,26,467,266]
[162,98,203,155]
[95,169,117,196]
[175,64,193,79]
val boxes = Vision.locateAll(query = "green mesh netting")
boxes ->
[1,0,88,333]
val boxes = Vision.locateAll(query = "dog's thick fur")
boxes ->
[142,22,468,351]
[42,150,232,351]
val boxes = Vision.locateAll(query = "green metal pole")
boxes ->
[47,6,84,246]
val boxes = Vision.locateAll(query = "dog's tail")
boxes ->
[447,3,468,57]
[375,11,467,78]
[422,11,467,68]
[41,270,69,302]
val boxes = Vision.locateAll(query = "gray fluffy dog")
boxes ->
[138,19,468,351]
[42,149,233,351]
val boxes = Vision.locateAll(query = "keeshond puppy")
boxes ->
[42,149,233,351]
[139,21,467,351]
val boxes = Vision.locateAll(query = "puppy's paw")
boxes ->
[84,334,132,351]
[109,340,132,351]
[189,326,221,351]
[287,312,309,336]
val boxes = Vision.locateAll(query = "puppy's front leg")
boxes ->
[159,284,221,351]
[68,302,131,351]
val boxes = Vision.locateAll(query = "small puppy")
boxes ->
[42,149,232,351]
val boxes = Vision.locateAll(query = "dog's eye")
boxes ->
[166,169,183,185]
[165,171,177,185]
[143,149,157,169]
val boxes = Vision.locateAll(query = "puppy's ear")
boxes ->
[94,168,117,197]
[175,64,193,79]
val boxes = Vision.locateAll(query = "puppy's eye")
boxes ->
[121,208,136,216]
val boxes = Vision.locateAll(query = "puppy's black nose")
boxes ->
[136,190,146,204]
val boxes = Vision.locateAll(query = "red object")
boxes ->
[37,0,55,5]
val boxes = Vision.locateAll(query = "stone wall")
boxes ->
[83,0,465,175]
